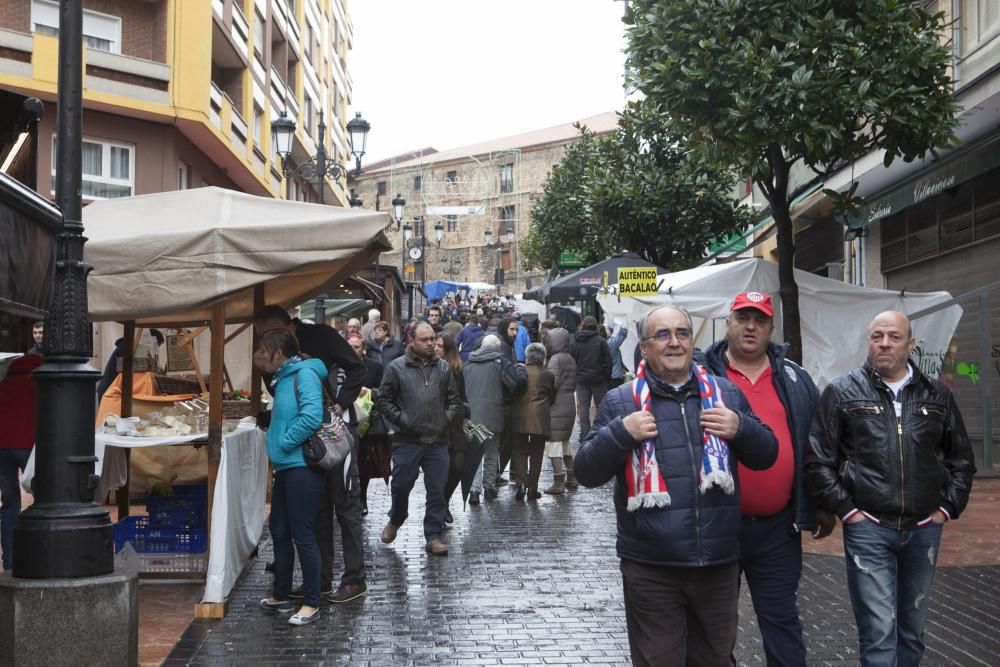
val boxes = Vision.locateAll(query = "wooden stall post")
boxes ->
[207,303,225,531]
[116,320,136,519]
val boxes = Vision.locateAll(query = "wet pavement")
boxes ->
[162,475,1000,666]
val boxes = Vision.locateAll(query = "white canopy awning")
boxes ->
[83,187,391,325]
[598,258,962,389]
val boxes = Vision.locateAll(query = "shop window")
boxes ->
[51,136,133,199]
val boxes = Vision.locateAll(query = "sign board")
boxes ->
[617,267,659,297]
[165,333,194,372]
[558,250,587,268]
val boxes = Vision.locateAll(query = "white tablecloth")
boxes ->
[21,425,268,603]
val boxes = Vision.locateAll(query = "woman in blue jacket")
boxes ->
[253,328,327,626]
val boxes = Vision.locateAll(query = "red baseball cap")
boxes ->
[730,291,774,317]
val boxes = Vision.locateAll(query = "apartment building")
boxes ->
[0,0,356,207]
[352,112,619,295]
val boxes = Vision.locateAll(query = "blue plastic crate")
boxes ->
[145,484,208,527]
[114,515,207,554]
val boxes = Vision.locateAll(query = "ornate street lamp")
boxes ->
[392,193,406,229]
[271,109,371,322]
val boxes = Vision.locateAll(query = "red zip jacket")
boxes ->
[0,354,43,450]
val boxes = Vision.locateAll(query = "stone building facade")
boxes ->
[351,113,618,296]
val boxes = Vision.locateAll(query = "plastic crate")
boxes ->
[114,516,207,554]
[145,484,208,527]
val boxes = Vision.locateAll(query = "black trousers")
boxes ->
[317,446,366,590]
[620,558,739,667]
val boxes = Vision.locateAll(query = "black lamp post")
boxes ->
[13,0,112,578]
[398,196,444,294]
[271,109,371,323]
[485,226,514,287]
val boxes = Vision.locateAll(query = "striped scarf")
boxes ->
[626,360,734,512]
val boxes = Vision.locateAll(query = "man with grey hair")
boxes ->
[576,304,777,666]
[360,308,381,345]
[462,334,527,504]
[346,318,362,337]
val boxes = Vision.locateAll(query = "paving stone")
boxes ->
[167,468,1000,666]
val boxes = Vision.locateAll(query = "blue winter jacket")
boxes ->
[574,370,777,567]
[699,340,820,531]
[266,357,327,472]
[513,323,531,363]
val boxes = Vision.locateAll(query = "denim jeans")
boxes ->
[843,518,943,667]
[575,383,608,441]
[471,432,501,494]
[270,466,324,608]
[0,449,31,571]
[388,442,449,540]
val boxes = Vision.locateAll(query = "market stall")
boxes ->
[80,187,391,616]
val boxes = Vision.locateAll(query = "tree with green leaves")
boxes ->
[523,101,752,272]
[626,0,959,362]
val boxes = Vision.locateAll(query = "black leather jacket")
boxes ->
[807,362,976,530]
[376,347,463,445]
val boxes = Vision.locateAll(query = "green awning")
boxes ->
[848,131,1000,229]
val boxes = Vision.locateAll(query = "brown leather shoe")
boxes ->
[425,538,449,556]
[380,522,399,544]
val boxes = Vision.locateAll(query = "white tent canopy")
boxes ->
[597,258,962,389]
[83,187,391,324]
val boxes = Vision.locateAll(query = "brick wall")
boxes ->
[0,1,167,63]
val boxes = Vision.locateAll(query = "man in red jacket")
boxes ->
[0,352,43,570]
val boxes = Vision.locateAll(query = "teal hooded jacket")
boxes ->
[266,356,327,472]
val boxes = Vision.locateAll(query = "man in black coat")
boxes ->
[254,304,369,604]
[570,315,612,439]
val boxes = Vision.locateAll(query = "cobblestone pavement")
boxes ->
[166,473,1000,666]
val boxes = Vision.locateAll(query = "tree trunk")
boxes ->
[767,144,803,364]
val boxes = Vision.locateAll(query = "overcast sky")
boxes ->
[347,0,629,163]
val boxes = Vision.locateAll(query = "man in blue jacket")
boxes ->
[575,305,777,667]
[701,291,833,666]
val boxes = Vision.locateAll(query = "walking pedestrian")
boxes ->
[571,316,611,440]
[367,321,404,366]
[0,351,43,571]
[701,291,833,666]
[435,333,467,523]
[606,320,629,389]
[495,316,522,484]
[807,310,975,666]
[377,322,463,555]
[574,305,777,667]
[253,329,325,625]
[347,334,385,517]
[543,328,577,494]
[511,343,555,500]
[253,305,368,604]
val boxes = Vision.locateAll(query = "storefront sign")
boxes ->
[617,267,659,296]
[558,250,588,267]
[849,133,1000,228]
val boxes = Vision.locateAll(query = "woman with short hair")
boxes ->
[435,332,467,523]
[511,343,556,500]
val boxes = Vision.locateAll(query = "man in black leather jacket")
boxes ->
[376,321,463,556]
[807,311,975,667]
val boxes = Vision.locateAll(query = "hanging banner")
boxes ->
[617,267,659,296]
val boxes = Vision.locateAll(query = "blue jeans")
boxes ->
[270,466,324,607]
[388,442,448,540]
[843,518,943,667]
[0,449,31,571]
[471,433,500,494]
[739,506,806,667]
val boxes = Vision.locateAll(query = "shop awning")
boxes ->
[0,172,60,319]
[848,131,1000,229]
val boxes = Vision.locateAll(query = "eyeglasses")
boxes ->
[643,328,692,343]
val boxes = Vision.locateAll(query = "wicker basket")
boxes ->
[222,400,254,419]
[153,374,206,396]
[116,356,156,373]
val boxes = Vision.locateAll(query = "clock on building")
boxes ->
[408,246,423,260]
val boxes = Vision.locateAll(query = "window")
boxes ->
[499,205,516,224]
[253,105,263,146]
[446,170,458,185]
[377,181,387,196]
[414,175,422,192]
[254,10,266,57]
[962,0,1000,53]
[303,96,314,139]
[414,216,425,237]
[52,136,134,199]
[446,215,458,232]
[178,162,189,190]
[499,163,514,194]
[303,22,314,61]
[32,0,121,53]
